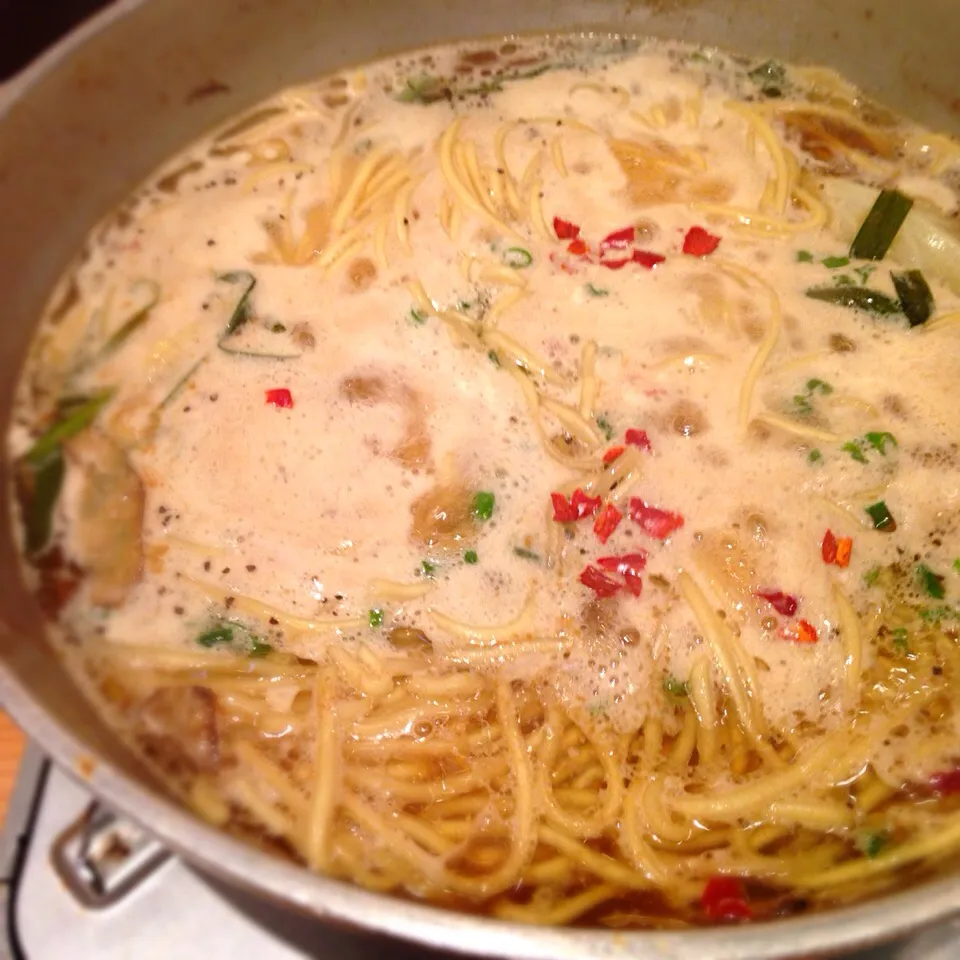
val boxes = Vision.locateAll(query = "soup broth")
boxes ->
[8,34,960,927]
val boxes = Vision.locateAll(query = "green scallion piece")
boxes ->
[796,250,814,263]
[849,189,914,260]
[865,500,896,532]
[487,349,501,367]
[917,564,946,600]
[821,255,850,269]
[368,608,384,628]
[586,283,609,297]
[196,625,234,647]
[807,448,822,464]
[662,675,689,697]
[249,638,273,658]
[472,491,495,521]
[596,415,614,441]
[25,390,114,469]
[806,285,902,316]
[805,379,833,395]
[864,431,897,455]
[891,269,934,327]
[842,441,868,464]
[954,558,960,573]
[502,247,533,269]
[420,559,436,578]
[863,567,881,587]
[217,270,257,336]
[513,546,541,562]
[891,627,909,653]
[409,307,428,325]
[855,831,889,859]
[463,549,479,565]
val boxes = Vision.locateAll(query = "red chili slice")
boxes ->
[597,552,649,575]
[795,619,819,644]
[821,529,838,564]
[551,489,601,523]
[701,877,753,921]
[632,250,666,269]
[600,225,635,250]
[265,388,294,408]
[755,590,799,617]
[602,445,626,466]
[682,226,722,257]
[629,498,685,540]
[550,492,578,523]
[579,564,621,598]
[835,537,853,568]
[598,256,631,271]
[622,568,643,597]
[567,238,590,257]
[930,768,960,796]
[553,216,581,240]
[593,503,623,544]
[624,428,652,451]
[571,488,602,518]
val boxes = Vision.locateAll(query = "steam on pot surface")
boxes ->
[8,34,960,928]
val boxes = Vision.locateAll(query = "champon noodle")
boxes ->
[7,34,960,927]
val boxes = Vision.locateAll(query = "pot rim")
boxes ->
[1,3,958,957]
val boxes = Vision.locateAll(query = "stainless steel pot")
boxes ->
[1,2,958,957]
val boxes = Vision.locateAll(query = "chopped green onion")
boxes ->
[662,675,689,697]
[863,567,881,587]
[420,559,436,578]
[586,283,609,297]
[807,448,822,464]
[919,606,956,623]
[487,349,501,367]
[596,415,614,441]
[463,549,478,565]
[472,491,495,521]
[249,638,273,657]
[855,831,889,859]
[891,269,934,327]
[269,322,286,334]
[368,608,384,628]
[92,279,161,364]
[917,564,946,600]
[796,249,814,263]
[217,270,257,336]
[833,274,855,286]
[821,255,850,269]
[842,441,868,464]
[864,431,897,455]
[747,60,785,96]
[806,285,902,316]
[396,75,449,104]
[891,627,909,653]
[954,558,960,573]
[849,188,914,260]
[502,247,533,269]
[853,264,876,284]
[18,450,65,555]
[25,390,114,469]
[513,546,541,562]
[865,500,896,532]
[196,625,234,647]
[409,307,428,325]
[805,378,833,395]
[793,394,813,415]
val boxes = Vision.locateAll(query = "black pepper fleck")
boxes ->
[173,605,185,615]
[246,564,257,572]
